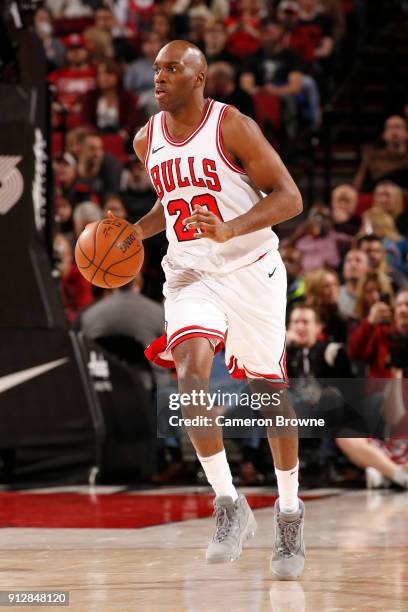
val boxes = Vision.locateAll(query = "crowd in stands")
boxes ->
[38,1,408,487]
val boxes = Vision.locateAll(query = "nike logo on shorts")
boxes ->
[268,267,277,278]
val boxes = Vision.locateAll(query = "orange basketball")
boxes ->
[75,218,144,288]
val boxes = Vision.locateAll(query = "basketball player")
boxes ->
[126,40,305,579]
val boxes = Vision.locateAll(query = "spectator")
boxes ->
[120,156,157,221]
[53,153,78,197]
[46,0,92,18]
[289,204,351,273]
[124,32,162,95]
[81,59,140,138]
[54,233,94,322]
[48,34,96,126]
[286,304,353,377]
[73,201,104,238]
[77,272,183,481]
[356,234,388,276]
[34,7,65,70]
[205,62,255,118]
[372,181,408,236]
[348,288,408,378]
[83,26,115,64]
[321,0,346,42]
[152,12,174,44]
[240,20,304,99]
[330,183,360,236]
[286,304,361,481]
[304,267,348,342]
[337,249,369,319]
[353,115,408,191]
[298,0,335,61]
[75,133,122,202]
[78,274,172,388]
[336,436,408,489]
[66,126,93,159]
[173,0,229,22]
[277,1,315,66]
[280,244,305,308]
[225,0,261,60]
[55,195,74,239]
[103,194,128,220]
[203,20,238,68]
[124,32,163,120]
[94,6,138,63]
[359,207,404,273]
[354,270,394,322]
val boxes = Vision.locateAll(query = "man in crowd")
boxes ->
[205,62,255,118]
[330,183,360,236]
[353,115,408,191]
[276,1,314,66]
[203,20,238,68]
[337,249,369,319]
[124,32,163,119]
[75,133,122,202]
[95,6,137,63]
[48,33,96,125]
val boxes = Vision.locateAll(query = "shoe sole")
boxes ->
[270,561,305,581]
[206,513,257,564]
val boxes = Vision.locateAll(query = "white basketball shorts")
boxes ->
[144,249,288,387]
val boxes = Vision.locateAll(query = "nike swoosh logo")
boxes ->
[0,358,69,394]
[268,267,277,278]
[152,145,165,154]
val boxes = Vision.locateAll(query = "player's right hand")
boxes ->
[106,210,144,240]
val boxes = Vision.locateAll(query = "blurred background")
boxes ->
[0,0,407,491]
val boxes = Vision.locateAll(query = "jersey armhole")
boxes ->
[216,105,246,175]
[144,115,155,170]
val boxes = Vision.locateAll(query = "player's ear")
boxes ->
[195,70,205,88]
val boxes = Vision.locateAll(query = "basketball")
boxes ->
[75,218,144,288]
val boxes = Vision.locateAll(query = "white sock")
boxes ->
[197,449,238,501]
[275,461,300,513]
[392,466,408,487]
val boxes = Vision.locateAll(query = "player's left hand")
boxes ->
[183,206,234,243]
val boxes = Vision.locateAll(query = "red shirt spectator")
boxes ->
[62,265,94,322]
[277,1,315,65]
[225,0,261,59]
[48,34,96,122]
[348,290,408,378]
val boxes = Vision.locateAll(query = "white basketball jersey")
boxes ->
[145,99,279,274]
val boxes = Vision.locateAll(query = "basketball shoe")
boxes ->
[206,495,257,563]
[270,498,305,580]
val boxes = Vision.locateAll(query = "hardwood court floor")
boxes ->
[0,488,406,611]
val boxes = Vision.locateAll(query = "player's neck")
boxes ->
[165,97,209,140]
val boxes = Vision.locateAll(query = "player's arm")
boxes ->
[184,107,302,242]
[129,124,166,240]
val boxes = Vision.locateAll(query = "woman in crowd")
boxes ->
[359,207,404,275]
[372,180,408,236]
[81,60,140,138]
[354,270,394,322]
[304,267,348,342]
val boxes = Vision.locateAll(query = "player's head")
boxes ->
[153,40,208,111]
